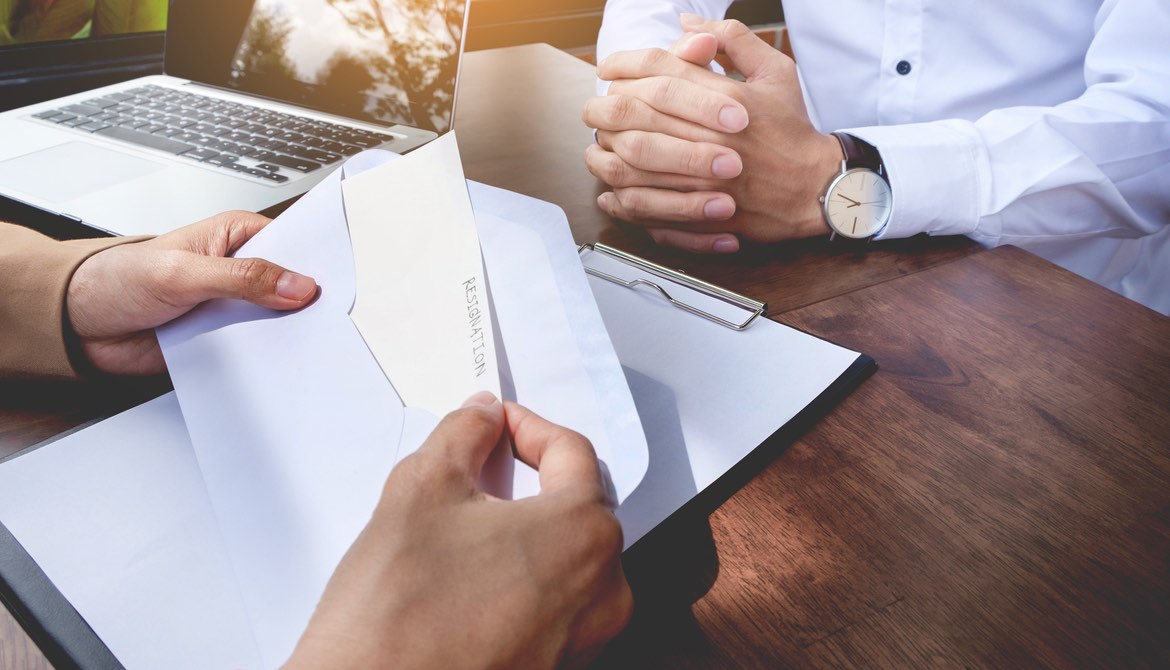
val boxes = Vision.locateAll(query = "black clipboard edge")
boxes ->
[621,351,878,566]
[0,520,124,670]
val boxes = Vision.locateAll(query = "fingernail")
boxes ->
[703,198,735,219]
[712,237,740,253]
[680,12,702,27]
[718,105,748,132]
[598,192,614,209]
[276,271,316,301]
[462,390,499,408]
[711,153,742,179]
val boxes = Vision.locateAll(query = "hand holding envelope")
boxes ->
[156,133,647,667]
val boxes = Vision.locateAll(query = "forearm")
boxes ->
[854,0,1170,246]
[0,224,138,380]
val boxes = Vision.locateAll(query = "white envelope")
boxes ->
[156,150,647,667]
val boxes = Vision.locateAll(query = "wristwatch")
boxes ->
[820,131,892,241]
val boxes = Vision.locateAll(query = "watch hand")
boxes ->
[835,194,861,206]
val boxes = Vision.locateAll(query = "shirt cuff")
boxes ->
[842,120,991,242]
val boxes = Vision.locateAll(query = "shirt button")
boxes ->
[896,60,912,75]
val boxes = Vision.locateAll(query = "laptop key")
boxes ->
[206,155,240,167]
[265,154,322,173]
[255,163,282,172]
[78,121,113,133]
[62,117,91,127]
[61,103,105,117]
[181,148,220,161]
[82,97,120,109]
[32,110,63,120]
[348,135,383,148]
[240,149,277,162]
[288,147,342,165]
[258,172,290,184]
[95,126,198,154]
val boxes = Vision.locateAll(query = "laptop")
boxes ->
[0,0,469,237]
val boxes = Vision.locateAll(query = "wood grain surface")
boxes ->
[5,44,1166,669]
[592,246,1170,668]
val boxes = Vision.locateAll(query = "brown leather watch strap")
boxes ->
[831,131,885,178]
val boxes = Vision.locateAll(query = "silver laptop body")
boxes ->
[0,0,469,237]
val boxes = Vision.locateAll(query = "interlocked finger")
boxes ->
[598,47,737,96]
[598,187,736,224]
[583,93,719,144]
[584,143,722,191]
[604,75,747,134]
[599,129,742,180]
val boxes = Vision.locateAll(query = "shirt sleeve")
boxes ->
[595,0,734,94]
[0,224,146,380]
[848,0,1170,247]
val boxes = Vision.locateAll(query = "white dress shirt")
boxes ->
[597,0,1170,314]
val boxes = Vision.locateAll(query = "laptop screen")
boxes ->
[166,0,467,134]
[0,0,167,45]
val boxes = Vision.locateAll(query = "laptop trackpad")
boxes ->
[0,142,164,204]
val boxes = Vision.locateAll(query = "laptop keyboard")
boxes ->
[28,84,395,184]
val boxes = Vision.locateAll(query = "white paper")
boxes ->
[343,131,501,417]
[0,393,261,669]
[579,251,862,548]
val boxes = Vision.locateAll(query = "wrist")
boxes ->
[796,133,844,237]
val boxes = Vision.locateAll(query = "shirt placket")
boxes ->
[877,0,923,125]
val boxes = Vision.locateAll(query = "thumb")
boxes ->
[414,392,506,491]
[505,402,607,501]
[669,30,718,68]
[178,253,318,311]
[683,17,787,82]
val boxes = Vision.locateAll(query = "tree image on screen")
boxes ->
[0,0,166,45]
[231,0,464,133]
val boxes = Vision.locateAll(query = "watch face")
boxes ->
[824,168,893,239]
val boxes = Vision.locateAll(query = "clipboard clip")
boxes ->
[578,243,766,331]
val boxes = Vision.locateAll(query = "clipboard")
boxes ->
[577,243,877,554]
[0,244,876,670]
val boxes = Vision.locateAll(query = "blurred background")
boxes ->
[0,0,785,111]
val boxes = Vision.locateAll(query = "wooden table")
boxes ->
[3,44,1168,669]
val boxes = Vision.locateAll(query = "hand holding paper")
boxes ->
[287,393,632,670]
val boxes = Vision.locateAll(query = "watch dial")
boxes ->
[825,169,892,238]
